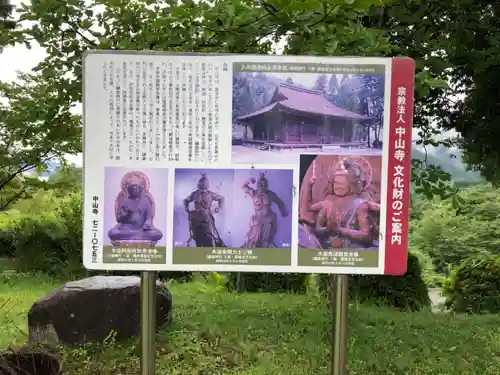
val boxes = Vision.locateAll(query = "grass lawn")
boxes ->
[1,273,500,375]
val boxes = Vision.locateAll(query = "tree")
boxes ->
[232,72,247,120]
[48,165,83,195]
[360,74,385,146]
[324,73,384,146]
[313,74,328,92]
[363,1,500,184]
[0,0,14,28]
[0,0,16,50]
[232,72,276,121]
[0,72,81,210]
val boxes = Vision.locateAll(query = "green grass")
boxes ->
[1,274,500,375]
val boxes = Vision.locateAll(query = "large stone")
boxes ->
[27,276,172,346]
[0,351,61,375]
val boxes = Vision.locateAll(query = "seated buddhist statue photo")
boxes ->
[108,171,163,247]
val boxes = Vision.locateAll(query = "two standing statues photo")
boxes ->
[176,170,291,250]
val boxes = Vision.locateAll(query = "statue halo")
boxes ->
[120,171,151,194]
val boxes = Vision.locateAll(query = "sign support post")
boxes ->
[140,271,157,375]
[330,275,349,375]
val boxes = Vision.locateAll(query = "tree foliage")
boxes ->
[313,74,328,92]
[0,0,15,49]
[0,72,81,210]
[48,165,83,195]
[365,0,500,183]
[232,72,278,121]
[0,0,13,26]
[326,73,385,146]
[0,0,14,29]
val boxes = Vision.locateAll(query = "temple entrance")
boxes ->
[252,122,277,142]
[285,122,319,143]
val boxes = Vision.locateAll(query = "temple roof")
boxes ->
[237,83,373,121]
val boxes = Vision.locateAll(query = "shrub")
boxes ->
[158,272,193,283]
[0,226,16,257]
[318,252,430,311]
[0,211,21,257]
[227,272,308,294]
[12,191,84,275]
[13,216,71,274]
[411,185,500,273]
[443,255,500,313]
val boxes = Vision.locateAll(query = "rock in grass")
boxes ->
[0,351,61,375]
[27,276,172,346]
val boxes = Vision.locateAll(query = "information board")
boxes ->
[82,51,414,275]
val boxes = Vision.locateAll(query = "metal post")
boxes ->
[236,272,242,292]
[140,271,157,375]
[330,274,349,375]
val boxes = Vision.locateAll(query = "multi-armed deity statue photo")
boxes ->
[172,167,295,267]
[103,168,168,264]
[297,154,382,268]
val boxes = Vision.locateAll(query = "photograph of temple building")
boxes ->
[231,71,386,164]
[237,82,372,145]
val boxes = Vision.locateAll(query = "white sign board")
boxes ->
[83,51,414,275]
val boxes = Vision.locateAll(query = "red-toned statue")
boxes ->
[241,173,288,248]
[299,157,379,249]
